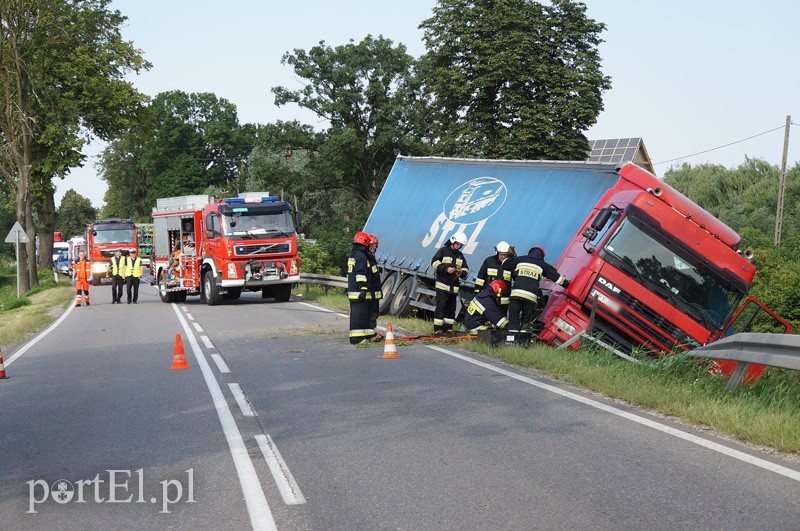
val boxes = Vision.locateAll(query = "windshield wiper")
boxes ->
[263,229,292,237]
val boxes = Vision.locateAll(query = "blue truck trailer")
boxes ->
[363,156,790,369]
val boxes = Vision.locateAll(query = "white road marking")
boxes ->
[228,383,255,417]
[256,434,307,505]
[296,301,333,313]
[200,335,214,349]
[211,353,231,374]
[181,305,188,312]
[192,322,203,332]
[335,313,348,318]
[186,313,195,321]
[171,304,276,530]
[5,303,74,367]
[427,345,800,483]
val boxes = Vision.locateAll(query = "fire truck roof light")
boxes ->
[223,197,280,204]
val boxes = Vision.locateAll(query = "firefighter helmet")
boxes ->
[368,234,379,246]
[529,246,545,258]
[494,241,510,253]
[353,231,370,246]
[489,279,506,297]
[450,231,467,246]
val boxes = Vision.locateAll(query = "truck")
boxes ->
[151,193,302,305]
[85,218,138,285]
[137,223,154,266]
[363,156,791,380]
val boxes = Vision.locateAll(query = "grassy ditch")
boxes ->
[0,262,74,352]
[298,283,800,454]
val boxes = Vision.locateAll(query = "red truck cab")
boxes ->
[85,218,138,285]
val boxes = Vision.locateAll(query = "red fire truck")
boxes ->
[151,193,302,305]
[85,218,138,285]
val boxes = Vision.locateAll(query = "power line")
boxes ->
[653,124,789,166]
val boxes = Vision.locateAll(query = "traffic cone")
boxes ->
[0,357,8,379]
[381,324,399,359]
[169,334,191,370]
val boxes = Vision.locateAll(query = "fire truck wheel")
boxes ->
[274,284,291,302]
[158,272,175,303]
[223,288,242,300]
[204,271,221,306]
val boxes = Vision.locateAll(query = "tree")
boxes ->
[273,35,432,203]
[55,189,96,240]
[0,0,148,291]
[419,0,611,159]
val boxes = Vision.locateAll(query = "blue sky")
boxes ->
[60,0,800,207]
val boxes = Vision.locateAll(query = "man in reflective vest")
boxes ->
[72,249,92,307]
[124,249,143,304]
[108,249,126,304]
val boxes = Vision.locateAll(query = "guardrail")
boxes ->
[687,333,800,390]
[299,273,348,294]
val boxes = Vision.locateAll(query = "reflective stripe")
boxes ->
[510,288,538,303]
[487,268,498,276]
[472,299,486,313]
[497,317,509,328]
[348,291,374,300]
[502,271,512,281]
[349,329,374,338]
[433,318,444,326]
[356,274,368,282]
[435,281,460,293]
[500,296,510,305]
[468,324,490,333]
[556,275,567,286]
[432,260,442,268]
[442,257,453,264]
[475,278,485,287]
[443,318,455,324]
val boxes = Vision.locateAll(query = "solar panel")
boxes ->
[587,137,655,175]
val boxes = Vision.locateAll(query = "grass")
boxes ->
[299,283,800,454]
[0,262,74,351]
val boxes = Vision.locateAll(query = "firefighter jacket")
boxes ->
[110,255,125,276]
[366,251,382,300]
[508,248,568,303]
[474,254,512,304]
[347,244,372,301]
[431,244,469,294]
[73,258,92,281]
[464,286,510,332]
[124,256,143,278]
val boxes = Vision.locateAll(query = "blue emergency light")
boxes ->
[222,197,281,204]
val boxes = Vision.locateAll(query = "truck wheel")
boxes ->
[204,271,221,306]
[158,271,175,303]
[223,288,242,300]
[378,272,398,315]
[389,276,415,317]
[273,284,291,302]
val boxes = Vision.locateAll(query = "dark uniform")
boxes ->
[464,283,510,333]
[474,254,512,306]
[109,252,125,304]
[348,233,376,344]
[431,235,469,335]
[508,247,569,332]
[366,235,382,337]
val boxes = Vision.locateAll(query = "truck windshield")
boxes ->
[221,211,295,239]
[601,216,744,329]
[93,228,136,244]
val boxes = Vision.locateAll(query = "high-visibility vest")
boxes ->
[124,256,143,278]
[110,256,124,276]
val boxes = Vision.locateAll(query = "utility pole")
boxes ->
[774,115,791,246]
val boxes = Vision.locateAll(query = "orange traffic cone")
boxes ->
[0,356,8,379]
[381,324,399,359]
[170,334,191,370]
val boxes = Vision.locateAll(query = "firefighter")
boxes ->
[508,246,570,333]
[108,249,126,304]
[464,280,510,335]
[431,231,469,336]
[474,241,513,307]
[347,231,375,344]
[167,244,181,280]
[366,234,383,341]
[72,248,92,307]
[125,249,143,304]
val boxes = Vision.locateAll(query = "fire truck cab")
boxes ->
[152,193,302,305]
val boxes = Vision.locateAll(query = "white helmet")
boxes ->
[450,231,467,246]
[494,241,510,253]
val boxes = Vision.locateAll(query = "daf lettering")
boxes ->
[598,277,621,294]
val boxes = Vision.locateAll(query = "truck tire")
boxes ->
[378,272,398,315]
[158,271,175,303]
[223,287,242,300]
[273,284,292,302]
[204,271,221,306]
[389,276,415,317]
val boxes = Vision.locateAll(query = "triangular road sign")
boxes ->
[4,221,30,243]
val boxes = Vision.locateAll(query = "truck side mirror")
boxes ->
[294,211,303,234]
[590,208,613,231]
[206,230,215,240]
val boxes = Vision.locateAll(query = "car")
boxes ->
[54,250,71,275]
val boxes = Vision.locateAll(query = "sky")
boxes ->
[58,0,800,208]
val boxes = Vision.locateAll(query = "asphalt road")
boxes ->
[1,282,799,530]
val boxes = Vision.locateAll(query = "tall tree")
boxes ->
[55,189,96,239]
[272,35,432,203]
[0,0,148,291]
[419,0,611,159]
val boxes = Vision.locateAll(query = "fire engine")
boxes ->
[85,218,138,285]
[151,193,302,305]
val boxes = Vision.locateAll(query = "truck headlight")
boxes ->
[553,316,577,337]
[289,260,298,275]
[227,263,237,278]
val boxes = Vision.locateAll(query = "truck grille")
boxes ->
[234,243,291,256]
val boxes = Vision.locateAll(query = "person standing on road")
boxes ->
[508,246,570,333]
[474,241,513,308]
[124,249,143,304]
[108,249,126,304]
[347,231,376,344]
[72,248,92,307]
[431,231,469,336]
[366,234,383,341]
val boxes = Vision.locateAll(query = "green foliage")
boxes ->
[419,0,611,159]
[55,189,97,239]
[297,240,341,275]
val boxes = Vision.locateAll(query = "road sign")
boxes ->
[4,221,30,243]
